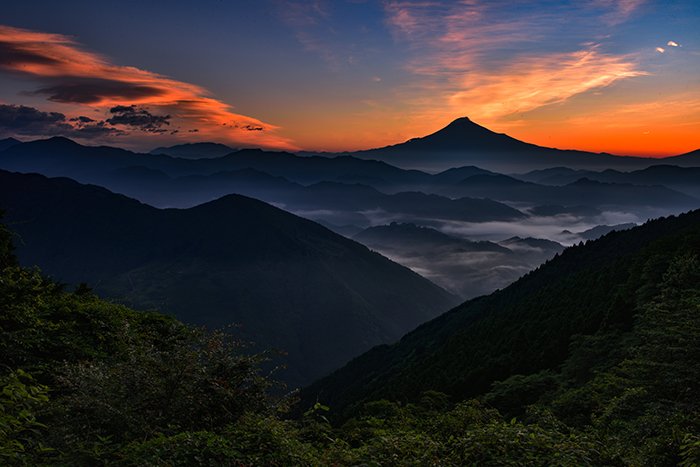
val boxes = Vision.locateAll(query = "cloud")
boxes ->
[69,116,95,123]
[31,79,164,104]
[448,47,645,118]
[667,40,679,47]
[656,47,665,53]
[0,24,296,149]
[382,1,646,127]
[277,1,339,68]
[106,105,170,133]
[0,103,119,138]
[592,0,645,25]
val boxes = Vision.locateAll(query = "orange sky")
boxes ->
[1,1,699,156]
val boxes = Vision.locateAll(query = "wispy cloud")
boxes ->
[0,25,296,148]
[592,0,645,25]
[277,1,341,69]
[448,47,645,118]
[383,1,647,126]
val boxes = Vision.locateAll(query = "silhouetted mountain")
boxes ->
[305,208,700,414]
[0,170,459,387]
[150,142,237,159]
[0,137,20,151]
[354,117,687,172]
[662,148,700,166]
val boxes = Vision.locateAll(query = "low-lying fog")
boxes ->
[299,205,688,300]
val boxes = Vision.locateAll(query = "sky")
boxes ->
[0,0,699,156]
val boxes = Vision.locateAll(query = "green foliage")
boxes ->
[1,213,699,465]
[0,370,50,463]
[681,434,700,467]
[48,328,274,459]
[119,415,318,467]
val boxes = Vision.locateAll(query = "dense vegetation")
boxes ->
[2,210,699,465]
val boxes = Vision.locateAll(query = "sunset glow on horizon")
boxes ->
[1,1,699,156]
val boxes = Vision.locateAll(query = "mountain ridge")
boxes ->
[0,169,459,387]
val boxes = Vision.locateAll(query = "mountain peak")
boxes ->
[449,116,473,124]
[436,116,492,136]
[375,116,534,158]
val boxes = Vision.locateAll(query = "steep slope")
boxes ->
[0,170,458,387]
[305,208,700,413]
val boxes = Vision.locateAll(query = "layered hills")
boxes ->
[0,170,458,386]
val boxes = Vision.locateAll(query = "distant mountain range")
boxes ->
[0,170,459,387]
[438,174,697,213]
[517,165,700,198]
[1,137,695,227]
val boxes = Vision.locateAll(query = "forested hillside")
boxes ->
[2,211,699,465]
[308,209,700,408]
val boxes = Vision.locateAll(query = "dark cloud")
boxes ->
[239,124,264,131]
[106,105,171,133]
[31,79,164,104]
[223,122,264,131]
[0,41,61,68]
[70,116,96,123]
[0,104,65,129]
[0,104,119,138]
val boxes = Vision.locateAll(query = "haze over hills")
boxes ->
[0,170,459,387]
[2,131,699,316]
[353,222,563,298]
